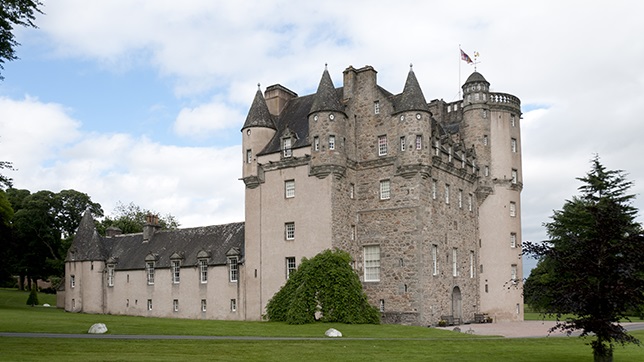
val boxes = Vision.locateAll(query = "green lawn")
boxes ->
[1,289,643,361]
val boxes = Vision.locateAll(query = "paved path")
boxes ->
[437,321,644,338]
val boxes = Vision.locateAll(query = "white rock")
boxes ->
[88,323,108,334]
[325,328,342,337]
[43,303,50,307]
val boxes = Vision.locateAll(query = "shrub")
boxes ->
[26,284,39,306]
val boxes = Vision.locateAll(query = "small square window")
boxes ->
[379,299,385,312]
[511,114,516,127]
[483,135,488,146]
[511,138,517,153]
[378,135,388,156]
[285,222,295,240]
[400,136,406,151]
[230,299,237,312]
[246,149,252,164]
[173,299,179,312]
[285,180,295,198]
[484,166,490,177]
[349,183,355,199]
[510,233,517,248]
[329,135,335,150]
[147,299,153,311]
[374,101,380,114]
[314,136,319,151]
[511,264,518,282]
[201,299,207,312]
[416,135,422,150]
[511,169,518,184]
[70,275,75,288]
[510,202,517,217]
[380,180,390,200]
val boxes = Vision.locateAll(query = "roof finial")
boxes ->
[325,63,328,71]
[257,83,261,90]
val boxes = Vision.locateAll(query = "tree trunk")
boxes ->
[594,349,613,362]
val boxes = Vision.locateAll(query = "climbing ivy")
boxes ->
[266,249,380,325]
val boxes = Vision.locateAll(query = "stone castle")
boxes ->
[64,64,523,325]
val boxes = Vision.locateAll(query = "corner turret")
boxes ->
[242,86,277,188]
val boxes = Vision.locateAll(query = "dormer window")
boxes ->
[283,138,292,157]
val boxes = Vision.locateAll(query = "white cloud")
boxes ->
[173,101,245,138]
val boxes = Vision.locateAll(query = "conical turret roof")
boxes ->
[242,87,276,130]
[310,67,343,114]
[68,211,105,261]
[396,67,429,112]
[464,71,488,84]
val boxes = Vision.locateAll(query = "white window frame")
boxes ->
[350,183,355,199]
[285,180,295,198]
[511,264,518,282]
[510,233,517,248]
[416,135,422,150]
[468,193,473,212]
[147,299,153,311]
[107,265,114,287]
[314,136,319,151]
[400,136,406,151]
[199,259,208,283]
[511,114,516,127]
[379,179,390,200]
[146,261,155,285]
[470,251,475,278]
[510,202,517,217]
[363,245,381,282]
[484,166,489,177]
[432,180,437,200]
[452,248,459,277]
[444,184,450,204]
[173,299,179,312]
[171,260,180,284]
[483,135,488,146]
[285,222,295,240]
[329,135,335,150]
[374,101,380,114]
[285,257,296,279]
[201,299,207,312]
[351,225,356,240]
[434,140,440,156]
[283,138,292,157]
[246,149,252,164]
[70,275,75,288]
[448,146,452,162]
[228,257,238,282]
[458,189,463,209]
[378,135,388,156]
[511,169,518,184]
[511,138,517,153]
[230,299,237,312]
[432,245,438,276]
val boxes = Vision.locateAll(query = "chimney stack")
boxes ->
[143,213,160,243]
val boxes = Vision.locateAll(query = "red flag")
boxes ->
[460,49,473,64]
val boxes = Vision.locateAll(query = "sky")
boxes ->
[1,1,643,277]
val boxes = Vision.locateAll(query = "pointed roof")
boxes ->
[67,211,105,261]
[396,66,429,113]
[310,67,343,114]
[242,87,276,130]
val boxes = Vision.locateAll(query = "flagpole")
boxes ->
[458,44,461,99]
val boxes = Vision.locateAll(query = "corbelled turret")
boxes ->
[395,66,430,114]
[242,87,276,131]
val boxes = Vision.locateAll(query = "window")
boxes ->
[400,136,406,151]
[416,135,422,150]
[349,183,355,199]
[374,101,380,114]
[432,180,437,200]
[378,135,387,156]
[461,154,466,168]
[470,251,475,278]
[246,149,252,163]
[329,135,335,150]
[364,245,380,282]
[434,140,440,156]
[285,180,295,198]
[314,136,319,151]
[283,138,292,157]
[107,265,114,287]
[511,264,518,282]
[70,275,75,288]
[511,169,518,184]
[511,138,517,153]
[448,146,452,162]
[379,299,385,312]
[510,233,517,248]
[228,257,238,282]
[379,179,390,200]
[172,260,181,284]
[285,222,295,240]
[452,248,458,277]
[199,259,208,283]
[484,166,489,177]
[511,114,516,127]
[483,135,488,146]
[147,299,153,311]
[201,299,207,312]
[458,189,463,208]
[432,245,438,275]
[482,109,487,119]
[230,299,237,312]
[468,194,473,212]
[146,262,155,285]
[444,184,450,204]
[351,225,356,240]
[285,257,296,279]
[173,299,179,312]
[510,202,517,217]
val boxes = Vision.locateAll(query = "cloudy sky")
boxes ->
[1,1,643,275]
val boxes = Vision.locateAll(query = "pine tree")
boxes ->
[26,283,38,306]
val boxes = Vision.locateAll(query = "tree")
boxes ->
[25,282,38,306]
[524,156,644,362]
[0,160,15,189]
[96,201,179,235]
[0,190,14,285]
[0,0,43,80]
[266,249,380,325]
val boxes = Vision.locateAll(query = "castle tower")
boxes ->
[461,71,523,322]
[309,66,348,178]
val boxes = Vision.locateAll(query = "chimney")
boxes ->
[143,214,160,243]
[265,84,297,116]
[106,226,122,238]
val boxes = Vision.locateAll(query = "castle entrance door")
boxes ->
[451,286,462,321]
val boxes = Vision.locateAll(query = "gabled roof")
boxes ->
[310,68,344,114]
[394,68,429,113]
[242,88,276,130]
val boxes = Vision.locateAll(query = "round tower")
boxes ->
[241,85,277,188]
[461,71,524,322]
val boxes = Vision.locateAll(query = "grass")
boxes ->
[1,288,643,361]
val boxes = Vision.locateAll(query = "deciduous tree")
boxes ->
[524,156,644,362]
[0,0,43,79]
[97,201,179,235]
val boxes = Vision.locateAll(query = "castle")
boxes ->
[64,64,523,325]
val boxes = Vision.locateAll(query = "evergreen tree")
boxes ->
[524,156,644,362]
[26,283,38,306]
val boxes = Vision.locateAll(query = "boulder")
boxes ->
[88,323,108,334]
[325,328,342,337]
[43,303,51,307]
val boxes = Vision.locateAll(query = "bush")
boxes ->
[26,284,39,306]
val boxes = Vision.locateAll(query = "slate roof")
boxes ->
[310,68,344,114]
[68,213,245,270]
[242,88,276,130]
[464,71,488,84]
[393,68,429,113]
